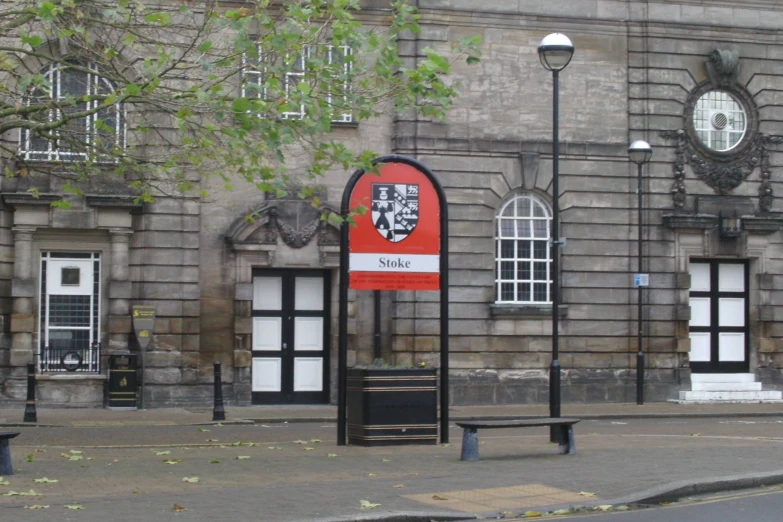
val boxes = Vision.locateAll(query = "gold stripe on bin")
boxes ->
[348,435,437,441]
[348,386,438,392]
[347,424,437,430]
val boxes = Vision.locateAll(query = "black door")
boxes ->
[688,260,749,373]
[251,269,330,404]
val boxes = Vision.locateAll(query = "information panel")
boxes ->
[348,161,441,290]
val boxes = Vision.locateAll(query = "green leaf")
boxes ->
[64,505,85,510]
[163,460,183,464]
[154,451,171,456]
[24,454,34,463]
[360,500,380,509]
[209,459,220,464]
[22,35,45,48]
[182,477,200,483]
[236,456,250,460]
[198,428,209,432]
[144,12,171,25]
[33,478,58,483]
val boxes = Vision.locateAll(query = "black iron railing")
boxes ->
[39,341,101,373]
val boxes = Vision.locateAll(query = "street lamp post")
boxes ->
[538,33,574,437]
[629,140,653,406]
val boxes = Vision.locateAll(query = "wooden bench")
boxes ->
[456,418,580,461]
[0,432,20,475]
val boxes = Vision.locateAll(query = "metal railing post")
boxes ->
[23,362,37,423]
[212,361,226,422]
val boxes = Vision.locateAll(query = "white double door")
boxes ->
[251,270,330,404]
[688,260,749,374]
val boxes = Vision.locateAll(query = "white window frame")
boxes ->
[693,90,747,152]
[38,252,102,373]
[242,44,353,123]
[495,193,552,304]
[19,63,126,163]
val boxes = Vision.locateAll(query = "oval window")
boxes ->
[693,90,747,152]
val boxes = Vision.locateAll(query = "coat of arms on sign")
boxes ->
[371,183,419,242]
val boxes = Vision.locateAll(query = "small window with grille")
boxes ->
[495,194,552,304]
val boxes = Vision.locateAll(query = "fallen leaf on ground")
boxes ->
[69,456,83,461]
[206,439,219,442]
[24,505,49,509]
[65,505,85,510]
[524,511,542,518]
[69,450,82,454]
[3,489,39,497]
[381,459,391,462]
[236,456,250,460]
[35,449,45,453]
[393,484,405,488]
[595,505,613,511]
[578,491,596,497]
[432,495,448,501]
[173,504,187,512]
[182,477,200,483]
[198,428,210,432]
[210,459,220,464]
[552,509,572,515]
[163,460,183,464]
[327,453,338,457]
[293,440,308,444]
[311,439,323,443]
[33,478,58,484]
[132,490,140,494]
[155,451,171,456]
[360,500,380,509]
[112,459,119,463]
[0,478,9,486]
[304,447,314,451]
[267,446,282,450]
[215,423,224,426]
[368,473,377,477]
[690,433,701,436]
[615,505,629,511]
[25,455,34,462]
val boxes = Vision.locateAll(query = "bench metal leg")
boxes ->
[0,439,13,475]
[460,428,480,461]
[557,425,575,455]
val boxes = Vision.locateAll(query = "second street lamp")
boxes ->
[538,33,574,437]
[628,140,652,405]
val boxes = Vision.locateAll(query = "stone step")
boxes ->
[691,382,762,392]
[690,373,755,383]
[678,390,783,401]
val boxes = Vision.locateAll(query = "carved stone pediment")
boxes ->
[225,189,340,250]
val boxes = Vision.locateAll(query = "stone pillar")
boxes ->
[107,230,133,353]
[10,227,36,370]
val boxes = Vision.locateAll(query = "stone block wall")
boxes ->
[130,198,203,406]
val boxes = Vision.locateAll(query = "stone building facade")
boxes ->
[3,1,783,406]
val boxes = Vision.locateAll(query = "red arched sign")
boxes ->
[348,161,441,290]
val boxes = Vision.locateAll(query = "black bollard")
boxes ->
[23,362,37,423]
[212,361,225,422]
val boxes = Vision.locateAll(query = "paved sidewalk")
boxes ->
[1,404,783,521]
[2,401,783,427]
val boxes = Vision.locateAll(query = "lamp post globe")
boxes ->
[628,140,653,165]
[538,33,575,71]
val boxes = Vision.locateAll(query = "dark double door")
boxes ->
[251,270,330,404]
[688,260,749,373]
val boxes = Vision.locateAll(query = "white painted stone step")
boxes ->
[690,373,755,383]
[679,390,783,401]
[691,382,762,392]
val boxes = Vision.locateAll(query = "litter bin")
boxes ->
[107,354,138,410]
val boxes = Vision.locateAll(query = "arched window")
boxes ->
[495,193,552,304]
[20,63,124,162]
